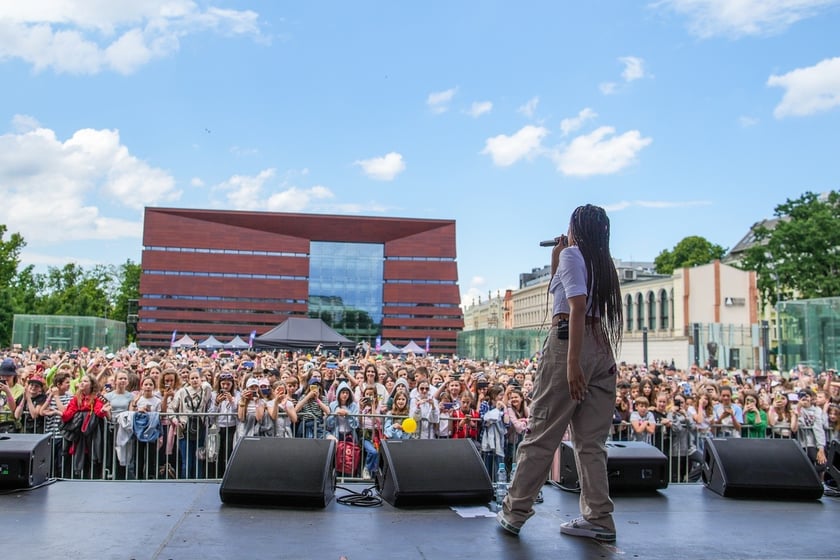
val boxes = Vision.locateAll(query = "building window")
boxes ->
[309,241,384,338]
[659,289,669,330]
[625,294,633,332]
[636,293,644,331]
[647,291,656,330]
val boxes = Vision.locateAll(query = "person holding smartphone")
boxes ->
[498,205,623,543]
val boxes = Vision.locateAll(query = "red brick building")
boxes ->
[137,207,464,353]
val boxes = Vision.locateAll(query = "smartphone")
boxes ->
[349,365,361,372]
[242,361,255,369]
[326,362,338,370]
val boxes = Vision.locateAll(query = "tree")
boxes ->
[109,260,140,323]
[654,236,727,275]
[741,191,840,304]
[0,225,26,346]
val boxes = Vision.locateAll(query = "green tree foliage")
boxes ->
[109,260,141,323]
[741,191,840,304]
[0,223,142,347]
[0,226,26,346]
[654,235,727,275]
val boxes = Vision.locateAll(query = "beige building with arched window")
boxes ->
[503,260,758,369]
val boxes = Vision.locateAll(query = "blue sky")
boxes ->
[1,1,839,306]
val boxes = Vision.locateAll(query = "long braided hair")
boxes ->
[569,204,623,351]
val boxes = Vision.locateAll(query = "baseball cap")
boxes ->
[246,378,260,388]
[28,375,45,386]
[0,358,16,375]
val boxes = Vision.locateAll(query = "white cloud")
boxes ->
[738,115,759,127]
[266,185,333,212]
[354,152,406,181]
[190,177,204,187]
[552,126,653,176]
[214,168,276,210]
[11,114,41,132]
[467,101,493,118]
[601,56,647,95]
[599,82,618,95]
[768,57,840,117]
[481,125,548,167]
[211,169,336,213]
[230,145,259,157]
[19,251,102,268]
[560,108,598,136]
[0,1,264,74]
[654,0,840,38]
[620,56,646,81]
[603,200,712,212]
[0,119,178,243]
[517,96,540,118]
[427,87,458,114]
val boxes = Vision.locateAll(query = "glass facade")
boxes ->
[777,297,840,373]
[457,329,545,362]
[308,241,384,340]
[12,315,127,351]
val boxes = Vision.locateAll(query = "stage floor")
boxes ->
[2,480,837,559]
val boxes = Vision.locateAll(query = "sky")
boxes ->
[1,1,839,308]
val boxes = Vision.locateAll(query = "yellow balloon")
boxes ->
[401,417,417,434]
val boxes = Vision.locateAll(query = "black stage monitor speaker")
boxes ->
[703,438,823,500]
[220,437,336,507]
[0,433,52,489]
[377,439,493,507]
[557,441,668,492]
[828,440,840,488]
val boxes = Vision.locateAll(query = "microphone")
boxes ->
[539,239,559,247]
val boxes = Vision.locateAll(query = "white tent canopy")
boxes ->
[401,340,426,354]
[379,340,401,353]
[171,334,195,348]
[225,335,251,349]
[197,335,225,349]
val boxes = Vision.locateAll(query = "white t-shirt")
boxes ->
[549,247,590,316]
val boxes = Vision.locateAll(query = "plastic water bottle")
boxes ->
[510,462,517,482]
[495,463,508,508]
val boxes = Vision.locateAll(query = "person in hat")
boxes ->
[294,377,330,438]
[0,358,23,431]
[15,374,48,433]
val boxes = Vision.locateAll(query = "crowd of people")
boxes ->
[0,347,837,489]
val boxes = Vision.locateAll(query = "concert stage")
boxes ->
[2,480,837,559]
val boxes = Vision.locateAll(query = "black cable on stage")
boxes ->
[335,485,383,507]
[0,477,58,496]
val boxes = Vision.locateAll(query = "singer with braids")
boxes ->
[498,204,623,542]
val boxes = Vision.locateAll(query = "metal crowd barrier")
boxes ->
[9,411,802,484]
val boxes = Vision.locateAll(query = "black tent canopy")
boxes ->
[253,317,355,350]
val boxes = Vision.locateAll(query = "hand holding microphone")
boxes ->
[539,234,570,248]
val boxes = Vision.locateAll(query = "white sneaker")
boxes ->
[560,517,616,542]
[362,467,371,479]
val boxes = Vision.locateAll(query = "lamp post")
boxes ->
[642,327,649,368]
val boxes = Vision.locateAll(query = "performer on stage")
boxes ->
[498,204,623,542]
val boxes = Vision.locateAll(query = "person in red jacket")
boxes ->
[61,373,111,478]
